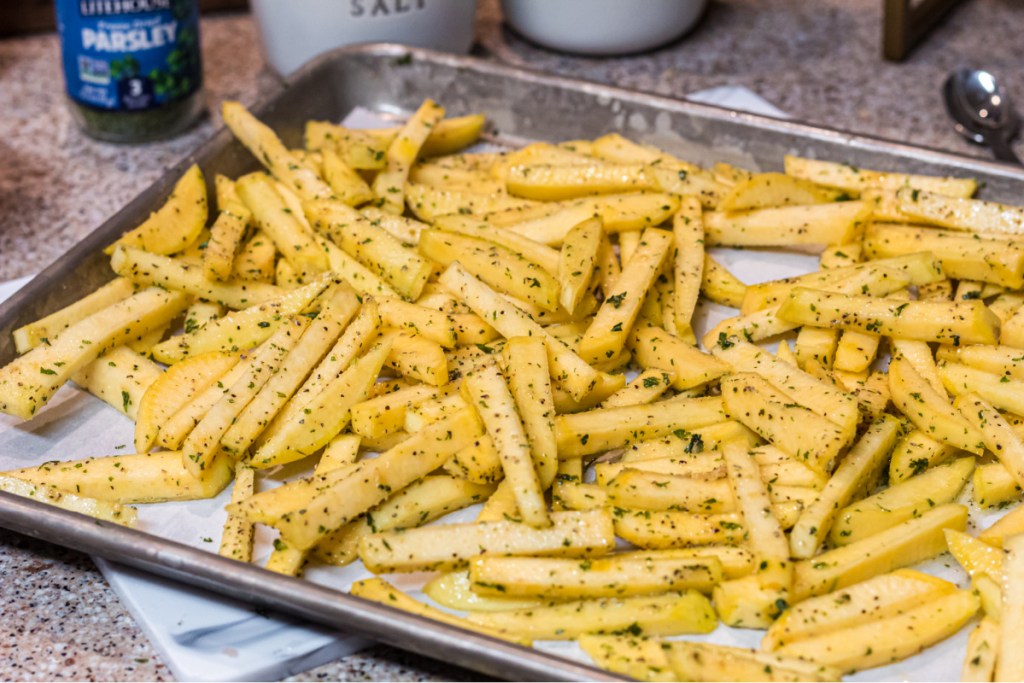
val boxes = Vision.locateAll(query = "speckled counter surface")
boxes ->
[2,0,1024,680]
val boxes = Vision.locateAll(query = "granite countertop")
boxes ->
[2,0,1024,679]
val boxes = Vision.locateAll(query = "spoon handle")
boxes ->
[989,134,1022,165]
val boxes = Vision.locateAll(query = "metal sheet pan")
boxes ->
[2,43,1024,681]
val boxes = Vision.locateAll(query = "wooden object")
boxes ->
[883,0,963,61]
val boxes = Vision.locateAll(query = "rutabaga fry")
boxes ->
[955,392,1024,489]
[703,201,869,248]
[777,287,1001,345]
[405,182,539,223]
[972,461,1022,508]
[377,297,460,348]
[465,359,548,527]
[713,439,791,628]
[788,415,901,558]
[506,162,657,200]
[720,373,848,475]
[467,591,717,640]
[371,99,446,214]
[704,265,914,348]
[555,396,726,457]
[149,273,337,364]
[600,368,675,408]
[763,568,958,651]
[262,407,482,550]
[467,552,724,599]
[0,287,187,420]
[71,346,162,420]
[439,262,598,400]
[381,331,449,386]
[792,503,968,600]
[219,466,255,562]
[578,228,672,364]
[557,216,603,314]
[503,336,558,488]
[233,230,277,282]
[358,509,615,573]
[942,362,1024,417]
[718,171,845,211]
[665,640,842,682]
[740,252,942,314]
[109,164,207,256]
[418,228,560,312]
[829,456,974,546]
[430,214,559,274]
[629,323,729,391]
[444,432,503,484]
[863,222,1024,288]
[552,479,608,513]
[235,172,329,276]
[204,176,251,281]
[223,101,334,202]
[404,393,470,432]
[220,285,360,455]
[313,475,494,567]
[350,384,447,439]
[305,115,485,164]
[182,317,310,475]
[304,199,433,300]
[112,245,284,310]
[410,160,504,195]
[700,254,747,308]
[350,578,531,646]
[896,186,1024,235]
[316,434,362,473]
[320,147,375,207]
[134,351,240,452]
[600,450,724,482]
[783,155,977,198]
[320,235,399,299]
[891,335,945,395]
[996,534,1024,680]
[361,205,428,245]
[774,589,978,674]
[605,470,734,514]
[494,193,678,241]
[962,617,1000,683]
[0,449,234,504]
[13,277,135,354]
[577,634,676,682]
[887,429,959,485]
[250,339,391,468]
[889,357,985,454]
[672,197,704,335]
[944,529,1005,580]
[0,474,137,526]
[613,509,746,549]
[712,338,858,441]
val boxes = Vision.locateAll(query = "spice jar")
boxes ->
[55,0,205,143]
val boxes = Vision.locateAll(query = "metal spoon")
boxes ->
[943,68,1021,164]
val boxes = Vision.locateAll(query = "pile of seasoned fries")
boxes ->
[2,96,1023,681]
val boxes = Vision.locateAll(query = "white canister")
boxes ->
[251,0,479,77]
[500,0,707,56]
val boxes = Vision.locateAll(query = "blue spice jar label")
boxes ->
[56,0,202,112]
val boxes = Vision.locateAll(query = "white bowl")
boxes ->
[251,0,478,77]
[500,0,708,56]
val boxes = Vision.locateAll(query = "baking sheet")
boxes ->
[1,43,1022,681]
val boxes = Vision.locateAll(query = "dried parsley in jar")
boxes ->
[55,0,205,143]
